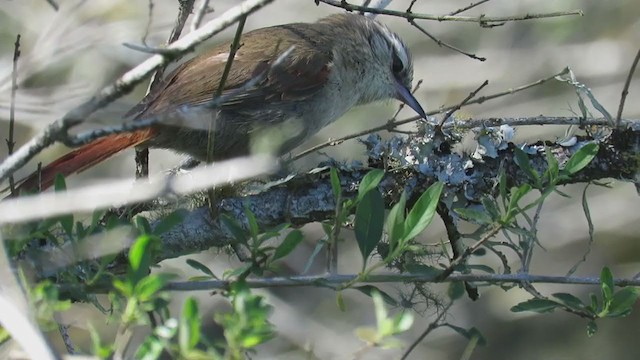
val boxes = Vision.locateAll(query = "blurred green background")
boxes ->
[1,0,639,359]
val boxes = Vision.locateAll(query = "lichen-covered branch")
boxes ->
[154,124,640,263]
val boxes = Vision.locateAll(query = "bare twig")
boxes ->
[409,20,486,61]
[317,0,583,26]
[0,0,276,185]
[137,0,196,179]
[292,68,569,161]
[191,0,212,32]
[58,324,75,354]
[615,47,640,128]
[206,14,247,222]
[147,0,196,92]
[362,0,393,17]
[159,272,640,292]
[121,42,186,55]
[401,305,449,360]
[435,225,503,282]
[7,34,21,197]
[448,0,491,16]
[142,0,155,46]
[439,80,489,128]
[44,0,59,11]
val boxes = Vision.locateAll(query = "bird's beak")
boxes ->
[394,78,426,119]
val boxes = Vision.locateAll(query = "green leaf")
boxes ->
[245,206,259,239]
[446,324,487,346]
[607,287,640,318]
[564,143,599,175]
[552,293,586,311]
[589,293,600,313]
[403,182,444,242]
[152,209,186,235]
[53,174,73,236]
[448,281,466,301]
[354,285,398,306]
[600,267,614,303]
[185,259,216,278]
[465,264,495,273]
[498,171,508,210]
[358,169,385,201]
[510,298,561,313]
[587,321,598,337]
[336,291,346,312]
[330,167,341,201]
[135,274,170,301]
[303,240,325,274]
[220,214,248,245]
[393,312,414,333]
[544,145,559,183]
[454,208,493,224]
[481,198,500,220]
[508,184,532,210]
[53,173,67,192]
[355,189,385,265]
[513,147,539,182]
[272,230,304,261]
[129,235,154,274]
[135,216,152,234]
[179,297,200,352]
[355,327,378,344]
[385,192,407,253]
[405,264,442,279]
[59,214,74,238]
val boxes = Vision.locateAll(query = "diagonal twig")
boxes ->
[6,34,21,197]
[615,47,640,128]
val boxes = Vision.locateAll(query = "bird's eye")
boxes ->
[392,52,404,74]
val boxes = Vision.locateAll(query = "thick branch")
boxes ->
[153,125,640,262]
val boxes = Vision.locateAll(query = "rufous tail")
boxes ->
[14,129,154,194]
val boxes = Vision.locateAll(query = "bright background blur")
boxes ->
[1,0,639,359]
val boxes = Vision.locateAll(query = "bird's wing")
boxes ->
[127,25,333,120]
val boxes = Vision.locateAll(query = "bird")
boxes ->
[13,12,426,193]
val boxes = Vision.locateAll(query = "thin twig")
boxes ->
[44,0,59,11]
[58,324,75,354]
[121,43,186,55]
[205,14,247,213]
[292,68,569,161]
[0,0,276,185]
[448,0,491,16]
[409,20,486,61]
[191,0,212,32]
[7,34,21,197]
[435,225,503,282]
[439,80,489,128]
[142,0,155,46]
[406,0,418,13]
[137,0,196,179]
[161,272,640,292]
[400,305,449,360]
[205,14,247,162]
[360,0,372,14]
[362,0,393,18]
[317,0,583,26]
[615,47,640,128]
